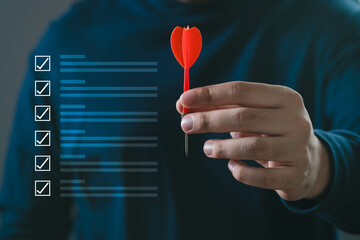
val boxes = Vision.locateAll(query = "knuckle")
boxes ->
[275,85,292,102]
[246,138,259,158]
[281,87,303,106]
[212,142,224,158]
[200,87,213,104]
[247,138,269,159]
[231,82,247,100]
[234,108,254,127]
[293,91,305,106]
[296,117,312,134]
[234,109,245,126]
[286,88,304,106]
[197,113,211,131]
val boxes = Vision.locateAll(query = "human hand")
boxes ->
[176,81,330,201]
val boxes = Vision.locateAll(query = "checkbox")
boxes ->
[35,155,51,171]
[35,130,51,146]
[35,105,51,122]
[35,180,51,196]
[35,80,51,96]
[35,55,51,71]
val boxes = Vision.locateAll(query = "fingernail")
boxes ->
[228,160,235,171]
[180,91,195,106]
[203,141,213,156]
[181,115,193,132]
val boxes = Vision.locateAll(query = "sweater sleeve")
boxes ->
[281,16,360,234]
[281,130,360,233]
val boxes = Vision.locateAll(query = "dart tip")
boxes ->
[185,133,188,158]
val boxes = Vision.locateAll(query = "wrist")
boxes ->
[305,136,331,201]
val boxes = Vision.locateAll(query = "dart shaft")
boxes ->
[183,68,189,156]
[183,67,190,114]
[182,113,189,157]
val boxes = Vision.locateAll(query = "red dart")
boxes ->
[171,26,203,156]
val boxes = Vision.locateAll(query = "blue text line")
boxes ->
[60,143,158,147]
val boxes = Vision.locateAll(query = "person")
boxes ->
[1,0,359,239]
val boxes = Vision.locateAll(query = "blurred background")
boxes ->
[0,0,359,239]
[0,0,76,183]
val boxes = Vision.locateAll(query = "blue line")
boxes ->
[60,143,158,147]
[60,179,85,184]
[60,130,86,134]
[60,118,157,123]
[60,80,86,84]
[60,155,86,159]
[60,86,157,91]
[60,168,158,172]
[61,186,157,190]
[60,55,86,59]
[60,111,157,116]
[60,136,157,141]
[60,93,157,98]
[60,193,158,197]
[60,61,157,66]
[60,161,157,166]
[60,68,158,73]
[60,105,85,109]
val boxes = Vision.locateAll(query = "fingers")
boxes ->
[179,81,294,109]
[176,99,237,114]
[203,137,290,161]
[181,108,289,135]
[228,160,296,190]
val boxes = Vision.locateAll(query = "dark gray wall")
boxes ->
[0,0,77,174]
[0,0,359,239]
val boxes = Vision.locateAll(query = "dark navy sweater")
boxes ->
[1,0,360,239]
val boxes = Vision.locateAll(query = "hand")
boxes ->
[176,81,331,201]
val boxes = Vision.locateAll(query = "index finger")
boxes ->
[179,81,291,109]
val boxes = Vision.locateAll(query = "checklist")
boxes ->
[35,80,51,96]
[35,155,51,171]
[35,130,51,146]
[35,105,51,121]
[35,180,51,196]
[35,56,51,71]
[33,55,52,198]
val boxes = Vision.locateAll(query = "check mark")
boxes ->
[36,57,49,70]
[36,182,49,194]
[36,107,49,119]
[35,155,51,171]
[36,133,49,145]
[34,180,51,196]
[36,83,49,94]
[36,157,49,169]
